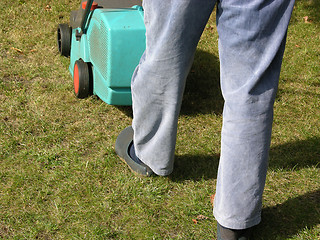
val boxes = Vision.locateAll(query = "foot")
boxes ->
[217,222,253,240]
[115,126,154,177]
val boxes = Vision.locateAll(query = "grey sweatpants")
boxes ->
[131,0,295,229]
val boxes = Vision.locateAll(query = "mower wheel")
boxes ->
[57,23,72,57]
[73,59,93,99]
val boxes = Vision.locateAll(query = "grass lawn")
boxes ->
[0,0,319,239]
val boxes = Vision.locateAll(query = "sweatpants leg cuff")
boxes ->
[213,209,261,230]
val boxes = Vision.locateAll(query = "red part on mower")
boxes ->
[82,1,98,10]
[73,63,80,95]
[73,59,92,99]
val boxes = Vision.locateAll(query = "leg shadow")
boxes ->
[269,137,320,170]
[116,49,223,117]
[181,49,223,116]
[170,153,220,182]
[171,136,319,181]
[255,189,320,239]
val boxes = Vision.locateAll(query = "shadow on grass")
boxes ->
[276,86,320,101]
[181,49,223,116]
[171,139,319,238]
[170,137,319,181]
[170,153,220,182]
[295,0,320,25]
[269,136,320,170]
[116,49,223,117]
[255,189,320,240]
[116,105,133,118]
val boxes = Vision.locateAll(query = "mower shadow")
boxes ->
[115,105,133,118]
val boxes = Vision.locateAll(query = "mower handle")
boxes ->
[76,0,94,40]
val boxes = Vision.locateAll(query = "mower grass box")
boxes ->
[57,0,145,105]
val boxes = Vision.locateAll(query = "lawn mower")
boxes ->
[57,0,145,105]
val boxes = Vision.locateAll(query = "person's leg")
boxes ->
[131,0,216,176]
[213,0,295,230]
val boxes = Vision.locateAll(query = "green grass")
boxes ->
[0,0,319,239]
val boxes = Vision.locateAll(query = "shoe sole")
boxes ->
[115,126,153,177]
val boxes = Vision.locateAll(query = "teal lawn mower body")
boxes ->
[57,0,145,105]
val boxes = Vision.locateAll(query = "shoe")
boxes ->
[217,222,253,240]
[115,126,154,177]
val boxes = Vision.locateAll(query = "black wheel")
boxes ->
[57,23,72,57]
[73,59,93,99]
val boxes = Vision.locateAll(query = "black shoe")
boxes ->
[217,222,253,240]
[115,126,154,177]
